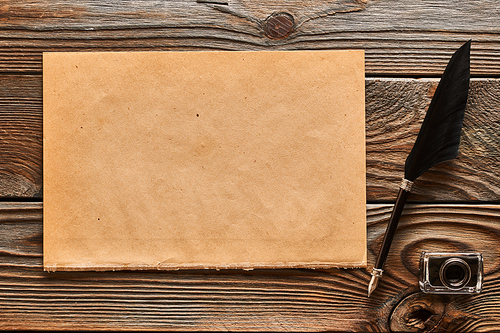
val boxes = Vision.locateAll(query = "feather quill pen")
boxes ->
[368,41,471,297]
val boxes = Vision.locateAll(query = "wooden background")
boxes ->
[1,0,499,331]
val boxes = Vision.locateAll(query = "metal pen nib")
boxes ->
[368,268,383,297]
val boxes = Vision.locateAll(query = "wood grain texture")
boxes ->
[0,74,42,198]
[366,78,500,202]
[0,0,499,75]
[0,202,499,331]
[1,1,499,331]
[1,76,498,200]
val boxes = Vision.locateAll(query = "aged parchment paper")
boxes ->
[43,50,366,271]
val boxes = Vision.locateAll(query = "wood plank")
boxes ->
[0,202,499,331]
[0,0,499,75]
[366,78,500,202]
[0,74,42,198]
[1,76,499,200]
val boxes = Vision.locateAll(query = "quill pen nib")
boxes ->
[368,268,383,297]
[367,276,378,297]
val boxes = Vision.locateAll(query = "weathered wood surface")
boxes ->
[1,76,499,200]
[2,0,500,331]
[1,0,500,75]
[0,202,499,331]
[366,78,500,202]
[0,75,42,198]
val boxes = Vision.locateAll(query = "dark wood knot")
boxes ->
[264,12,294,39]
[390,292,481,332]
[390,293,445,332]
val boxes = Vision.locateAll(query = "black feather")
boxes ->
[404,41,471,182]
